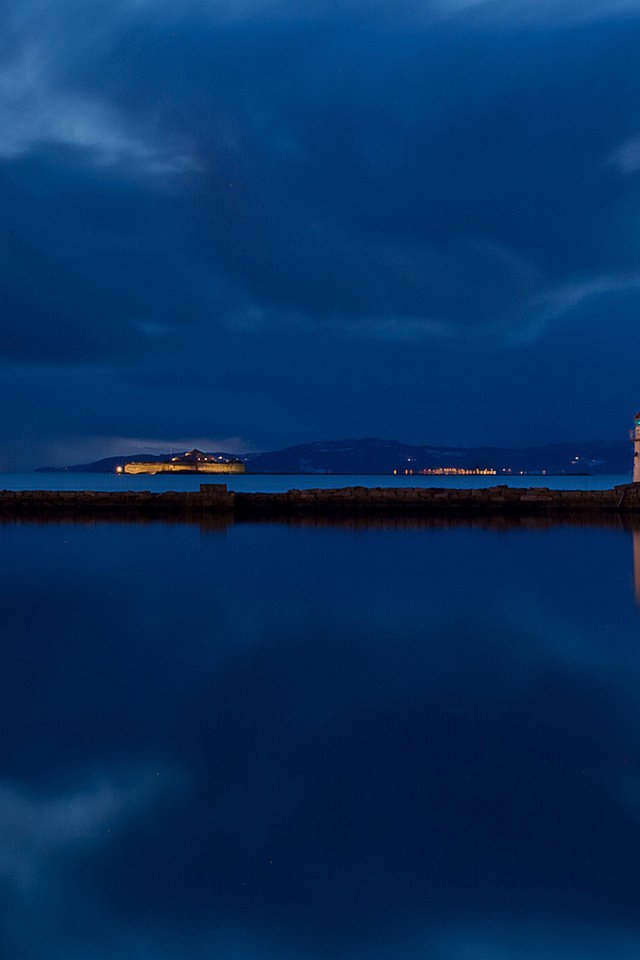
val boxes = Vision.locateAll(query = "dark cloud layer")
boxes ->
[3,0,640,464]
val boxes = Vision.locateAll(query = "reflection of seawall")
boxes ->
[124,461,245,475]
[633,529,640,605]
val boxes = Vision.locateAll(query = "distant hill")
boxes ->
[244,438,630,475]
[37,437,632,476]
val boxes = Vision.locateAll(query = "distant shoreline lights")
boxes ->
[394,468,498,476]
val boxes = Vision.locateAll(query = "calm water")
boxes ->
[0,471,631,492]
[2,516,640,959]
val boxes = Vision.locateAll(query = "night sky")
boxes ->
[4,0,640,469]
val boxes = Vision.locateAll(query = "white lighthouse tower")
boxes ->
[633,412,640,482]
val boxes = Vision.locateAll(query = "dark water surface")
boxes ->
[0,471,631,492]
[1,517,640,959]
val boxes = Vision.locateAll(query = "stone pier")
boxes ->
[1,482,640,522]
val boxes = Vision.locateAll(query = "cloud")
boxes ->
[3,0,640,361]
[0,57,197,173]
[0,768,167,893]
[611,134,640,173]
[80,433,255,458]
[435,0,640,23]
[443,924,640,960]
[3,0,640,455]
[498,272,640,343]
[0,2,200,174]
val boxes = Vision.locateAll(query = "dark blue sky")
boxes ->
[3,0,640,468]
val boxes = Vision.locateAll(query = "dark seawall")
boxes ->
[2,482,640,523]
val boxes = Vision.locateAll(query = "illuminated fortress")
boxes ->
[122,448,246,475]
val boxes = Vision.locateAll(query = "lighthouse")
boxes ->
[633,412,640,482]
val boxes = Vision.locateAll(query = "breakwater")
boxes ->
[2,482,640,521]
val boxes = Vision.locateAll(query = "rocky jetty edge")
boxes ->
[2,482,640,521]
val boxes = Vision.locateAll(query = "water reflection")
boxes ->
[6,506,640,606]
[0,509,232,532]
[1,516,640,958]
[8,509,640,606]
[633,529,640,605]
[0,508,636,532]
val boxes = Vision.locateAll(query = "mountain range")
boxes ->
[37,437,632,476]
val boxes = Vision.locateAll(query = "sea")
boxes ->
[0,470,632,491]
[1,477,640,958]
